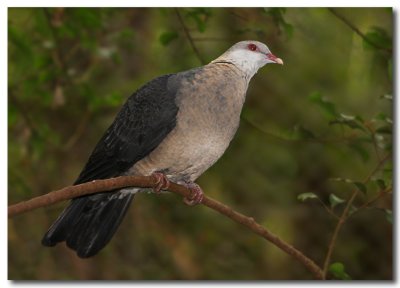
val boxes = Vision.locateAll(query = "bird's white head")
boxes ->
[212,40,283,79]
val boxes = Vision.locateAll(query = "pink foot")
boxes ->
[151,172,170,193]
[183,182,204,206]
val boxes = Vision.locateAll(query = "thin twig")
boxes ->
[175,9,206,65]
[241,116,359,145]
[316,198,339,220]
[356,186,392,211]
[228,10,249,22]
[322,190,357,279]
[322,153,391,278]
[365,122,382,162]
[43,8,67,71]
[328,8,392,53]
[8,175,324,280]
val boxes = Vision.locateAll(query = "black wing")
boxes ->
[42,74,180,257]
[75,74,179,184]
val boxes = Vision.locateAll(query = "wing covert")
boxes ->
[74,74,179,184]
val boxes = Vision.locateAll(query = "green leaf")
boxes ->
[118,29,135,41]
[348,205,358,216]
[380,94,392,101]
[354,115,365,123]
[330,178,367,194]
[349,142,370,162]
[329,116,366,132]
[353,182,367,194]
[186,8,212,33]
[330,177,353,183]
[385,209,392,224]
[282,22,294,38]
[329,119,363,130]
[104,91,124,107]
[8,104,19,127]
[111,52,121,64]
[159,31,179,46]
[297,192,318,202]
[376,125,392,135]
[339,113,355,121]
[363,26,392,51]
[383,142,392,152]
[375,112,392,124]
[71,8,103,29]
[89,91,123,110]
[328,262,352,280]
[375,179,386,190]
[8,26,33,60]
[329,193,346,208]
[375,112,387,121]
[197,19,206,33]
[57,24,77,38]
[308,92,338,118]
[263,8,293,38]
[117,29,135,48]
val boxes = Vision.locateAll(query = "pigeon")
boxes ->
[42,40,283,258]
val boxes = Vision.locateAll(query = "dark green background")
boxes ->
[8,8,392,280]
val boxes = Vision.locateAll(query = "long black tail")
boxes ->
[42,190,134,258]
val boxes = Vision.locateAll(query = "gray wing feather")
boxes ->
[75,73,179,184]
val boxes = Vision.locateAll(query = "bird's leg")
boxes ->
[183,182,204,206]
[151,172,170,193]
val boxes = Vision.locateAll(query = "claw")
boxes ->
[151,172,170,193]
[183,182,204,206]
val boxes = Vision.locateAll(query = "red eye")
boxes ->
[248,44,257,51]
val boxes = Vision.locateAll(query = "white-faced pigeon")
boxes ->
[42,40,283,258]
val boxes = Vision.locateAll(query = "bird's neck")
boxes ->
[210,56,258,83]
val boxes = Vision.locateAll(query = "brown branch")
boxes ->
[322,190,357,279]
[328,8,392,53]
[322,153,391,278]
[174,9,206,65]
[356,186,392,211]
[8,175,324,280]
[316,198,339,220]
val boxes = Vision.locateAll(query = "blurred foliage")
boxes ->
[8,8,392,280]
[263,8,294,38]
[185,8,212,33]
[329,262,352,280]
[363,26,392,51]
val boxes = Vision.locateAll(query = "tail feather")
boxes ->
[42,190,134,258]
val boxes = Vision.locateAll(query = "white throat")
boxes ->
[211,49,266,81]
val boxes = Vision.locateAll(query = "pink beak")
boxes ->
[267,53,284,65]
